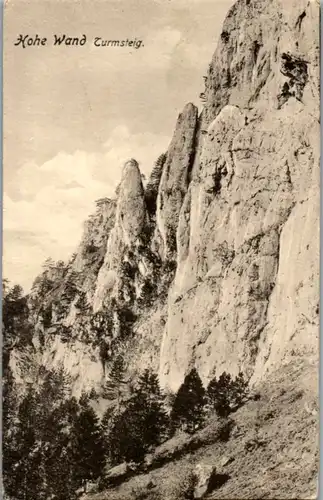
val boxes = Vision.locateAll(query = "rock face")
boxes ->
[10,0,319,403]
[159,0,319,391]
[93,159,147,312]
[15,198,117,396]
[154,103,198,260]
[73,197,116,297]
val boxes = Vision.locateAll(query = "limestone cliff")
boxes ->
[10,0,319,405]
[153,103,198,260]
[159,0,319,391]
[19,198,117,395]
[93,159,148,313]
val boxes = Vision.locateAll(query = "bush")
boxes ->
[169,468,197,500]
[138,279,157,309]
[117,306,137,339]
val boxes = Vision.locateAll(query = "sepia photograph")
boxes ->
[2,0,320,498]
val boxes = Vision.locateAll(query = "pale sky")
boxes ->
[3,0,234,291]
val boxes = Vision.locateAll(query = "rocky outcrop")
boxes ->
[193,463,218,499]
[93,159,147,312]
[15,199,117,396]
[159,0,319,391]
[154,103,198,260]
[202,0,319,125]
[11,0,319,404]
[103,462,132,486]
[72,197,116,297]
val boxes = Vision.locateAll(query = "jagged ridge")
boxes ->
[10,0,319,412]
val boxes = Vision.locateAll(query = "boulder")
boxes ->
[193,463,217,499]
[104,462,130,484]
[85,481,98,494]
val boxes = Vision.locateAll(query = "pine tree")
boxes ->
[3,361,80,500]
[3,368,19,499]
[108,369,169,464]
[170,368,206,434]
[145,153,167,217]
[2,281,30,348]
[5,388,44,500]
[71,400,106,491]
[35,368,78,500]
[136,370,169,448]
[101,406,114,453]
[231,371,249,409]
[207,371,249,417]
[108,405,145,464]
[207,371,232,417]
[42,257,55,271]
[103,354,129,407]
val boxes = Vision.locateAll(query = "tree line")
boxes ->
[3,357,248,500]
[3,280,249,499]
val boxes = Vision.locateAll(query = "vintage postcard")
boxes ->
[2,0,320,499]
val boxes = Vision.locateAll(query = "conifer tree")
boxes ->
[170,368,206,434]
[3,281,30,347]
[108,405,145,464]
[42,257,55,270]
[207,371,249,417]
[101,406,114,456]
[207,371,232,417]
[136,370,169,447]
[70,400,105,490]
[231,371,249,409]
[46,396,79,500]
[34,368,78,499]
[5,388,43,500]
[103,354,129,409]
[108,369,169,464]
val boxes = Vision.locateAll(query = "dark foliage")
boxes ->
[170,368,206,434]
[207,371,249,417]
[3,282,32,349]
[145,152,167,218]
[138,279,157,309]
[103,353,129,405]
[41,304,53,329]
[117,305,137,340]
[108,370,169,464]
[75,291,91,312]
[3,366,81,500]
[120,260,137,281]
[71,399,106,487]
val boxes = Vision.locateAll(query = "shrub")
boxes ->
[117,306,137,339]
[138,279,157,309]
[170,468,197,500]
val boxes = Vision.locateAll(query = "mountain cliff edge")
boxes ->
[6,0,319,497]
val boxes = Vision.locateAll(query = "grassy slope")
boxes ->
[86,358,318,500]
